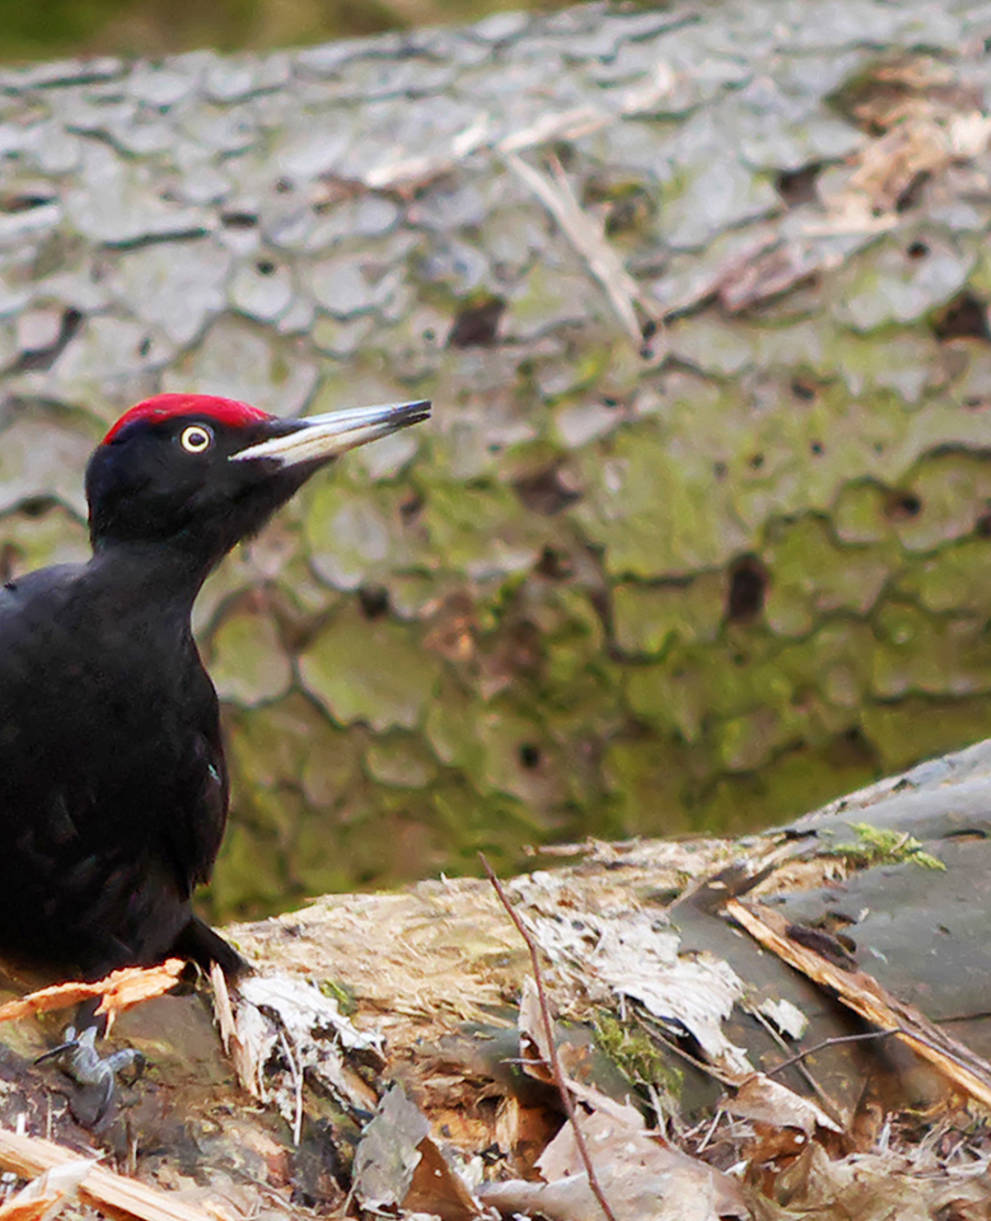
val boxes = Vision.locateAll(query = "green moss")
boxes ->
[823,822,946,871]
[594,1011,683,1101]
[318,979,358,1016]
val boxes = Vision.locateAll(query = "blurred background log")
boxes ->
[2,0,991,917]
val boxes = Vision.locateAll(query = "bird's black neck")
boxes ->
[86,538,217,622]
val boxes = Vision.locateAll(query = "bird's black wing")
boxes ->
[0,566,229,972]
[161,666,229,897]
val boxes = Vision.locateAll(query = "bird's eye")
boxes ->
[180,424,213,454]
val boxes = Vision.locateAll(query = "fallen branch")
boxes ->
[479,853,618,1221]
[0,1127,210,1221]
[726,899,991,1111]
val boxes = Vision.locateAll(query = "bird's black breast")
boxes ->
[0,563,228,975]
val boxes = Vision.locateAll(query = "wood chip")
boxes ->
[0,961,185,1036]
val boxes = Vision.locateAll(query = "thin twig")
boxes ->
[479,853,618,1221]
[764,1028,899,1079]
[361,61,677,192]
[696,1107,723,1154]
[277,1028,304,1147]
[749,1006,843,1124]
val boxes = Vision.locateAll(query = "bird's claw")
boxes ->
[36,1025,144,1128]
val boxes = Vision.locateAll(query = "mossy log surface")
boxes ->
[2,1,991,916]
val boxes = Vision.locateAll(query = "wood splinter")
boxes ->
[726,898,991,1112]
[0,1127,211,1221]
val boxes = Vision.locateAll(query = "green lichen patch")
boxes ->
[828,233,975,332]
[860,696,991,774]
[573,417,750,578]
[871,601,991,698]
[299,607,443,732]
[303,478,419,591]
[0,503,89,575]
[206,606,293,706]
[888,451,991,552]
[762,515,892,636]
[613,573,726,655]
[0,413,94,517]
[420,480,550,580]
[365,733,438,788]
[893,538,991,614]
[106,238,230,346]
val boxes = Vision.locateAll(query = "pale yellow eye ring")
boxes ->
[180,424,213,454]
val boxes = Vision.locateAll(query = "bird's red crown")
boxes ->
[102,394,272,444]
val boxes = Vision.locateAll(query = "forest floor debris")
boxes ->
[2,809,991,1218]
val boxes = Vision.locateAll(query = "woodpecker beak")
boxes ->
[231,399,431,466]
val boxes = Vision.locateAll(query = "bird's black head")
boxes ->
[86,392,430,570]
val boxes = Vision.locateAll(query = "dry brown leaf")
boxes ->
[750,1142,991,1220]
[352,1084,483,1219]
[404,1137,482,1220]
[727,1075,844,1137]
[482,1107,747,1221]
[352,1084,432,1211]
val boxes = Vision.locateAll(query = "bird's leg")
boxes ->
[35,1001,144,1129]
[173,915,249,979]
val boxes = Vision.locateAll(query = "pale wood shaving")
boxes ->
[0,1128,210,1221]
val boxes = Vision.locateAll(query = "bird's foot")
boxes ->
[36,1025,144,1128]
